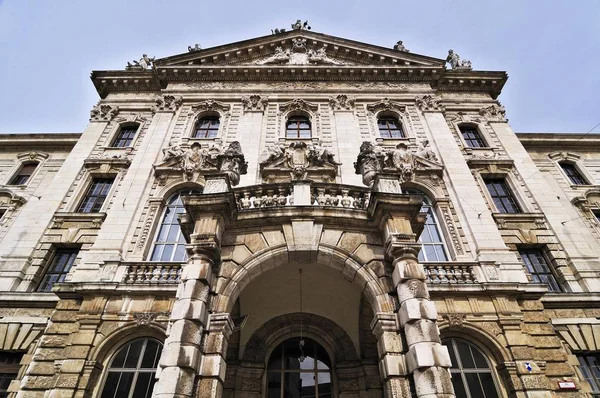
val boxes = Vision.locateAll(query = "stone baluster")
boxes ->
[388,241,454,398]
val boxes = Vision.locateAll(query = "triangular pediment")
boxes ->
[154,30,445,68]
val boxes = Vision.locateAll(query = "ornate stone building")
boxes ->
[1,23,600,398]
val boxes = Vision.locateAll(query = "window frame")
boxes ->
[518,248,562,292]
[76,177,116,214]
[559,162,589,186]
[443,337,502,398]
[483,178,522,214]
[285,114,313,139]
[192,114,221,139]
[377,115,405,139]
[148,189,201,262]
[97,338,163,398]
[459,124,488,148]
[577,353,600,394]
[0,352,23,398]
[110,123,140,148]
[37,248,79,292]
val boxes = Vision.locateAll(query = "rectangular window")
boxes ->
[77,178,115,213]
[459,126,486,148]
[0,352,23,398]
[577,354,600,393]
[111,126,138,147]
[560,163,588,185]
[594,210,600,224]
[38,249,78,292]
[519,249,561,292]
[9,163,38,185]
[0,209,5,222]
[484,179,521,213]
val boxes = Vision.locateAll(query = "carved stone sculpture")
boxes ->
[188,44,202,52]
[446,49,472,71]
[255,38,345,66]
[416,139,438,162]
[393,41,409,52]
[216,142,248,186]
[162,140,185,162]
[479,104,506,121]
[386,143,414,183]
[241,95,268,112]
[354,142,386,187]
[291,19,311,30]
[90,104,119,122]
[126,54,155,70]
[260,141,339,182]
[415,95,445,112]
[329,95,355,111]
[153,95,183,113]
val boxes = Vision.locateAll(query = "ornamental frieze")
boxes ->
[259,141,340,183]
[254,38,347,66]
[156,140,247,185]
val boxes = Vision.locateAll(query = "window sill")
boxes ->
[492,212,546,229]
[375,137,416,146]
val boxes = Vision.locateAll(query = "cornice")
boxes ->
[0,133,81,147]
[517,132,600,147]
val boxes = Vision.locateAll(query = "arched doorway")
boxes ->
[267,337,332,398]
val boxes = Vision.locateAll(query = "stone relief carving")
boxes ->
[416,139,438,162]
[254,38,346,66]
[156,141,247,185]
[152,95,183,113]
[366,98,405,114]
[329,95,355,111]
[259,141,340,182]
[279,98,319,114]
[443,313,466,327]
[446,49,472,71]
[90,103,119,122]
[440,206,464,255]
[355,141,443,187]
[415,95,445,112]
[181,81,412,91]
[479,104,506,122]
[133,312,167,326]
[126,54,155,70]
[393,40,409,52]
[241,95,268,112]
[135,202,159,252]
[191,99,231,113]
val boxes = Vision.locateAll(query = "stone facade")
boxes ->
[1,27,599,397]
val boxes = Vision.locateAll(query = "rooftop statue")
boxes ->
[393,40,409,52]
[126,54,155,70]
[291,19,311,30]
[446,49,472,71]
[188,44,202,52]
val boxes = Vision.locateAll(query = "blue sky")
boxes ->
[0,1,599,133]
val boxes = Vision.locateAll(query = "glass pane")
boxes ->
[141,340,160,369]
[283,372,302,397]
[166,225,180,242]
[456,341,475,369]
[160,245,174,262]
[470,345,489,369]
[124,340,144,368]
[479,373,499,398]
[465,373,485,398]
[173,245,187,262]
[445,341,457,367]
[267,372,281,398]
[115,372,134,398]
[157,225,170,242]
[132,372,153,398]
[318,373,331,397]
[150,245,163,261]
[111,346,129,368]
[451,374,467,398]
[100,372,121,398]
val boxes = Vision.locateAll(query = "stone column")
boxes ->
[198,313,234,397]
[371,312,411,397]
[387,239,454,398]
[153,244,216,398]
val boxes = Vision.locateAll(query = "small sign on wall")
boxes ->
[557,381,577,390]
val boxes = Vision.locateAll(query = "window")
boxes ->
[99,338,162,398]
[267,337,332,398]
[560,163,588,185]
[77,178,115,213]
[484,179,521,214]
[594,210,600,224]
[38,249,78,292]
[9,163,38,185]
[377,116,404,138]
[405,189,448,262]
[577,354,600,393]
[0,209,5,223]
[459,125,486,148]
[0,352,22,398]
[443,338,500,398]
[519,249,561,292]
[150,189,201,262]
[193,116,220,138]
[111,125,139,148]
[286,115,312,139]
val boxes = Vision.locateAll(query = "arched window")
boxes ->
[443,338,501,398]
[267,337,332,398]
[99,338,163,398]
[286,115,312,139]
[111,124,139,148]
[150,189,201,262]
[560,162,588,185]
[459,125,486,148]
[377,116,404,138]
[193,115,220,138]
[405,189,448,262]
[9,162,38,185]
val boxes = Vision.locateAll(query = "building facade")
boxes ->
[1,25,600,398]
